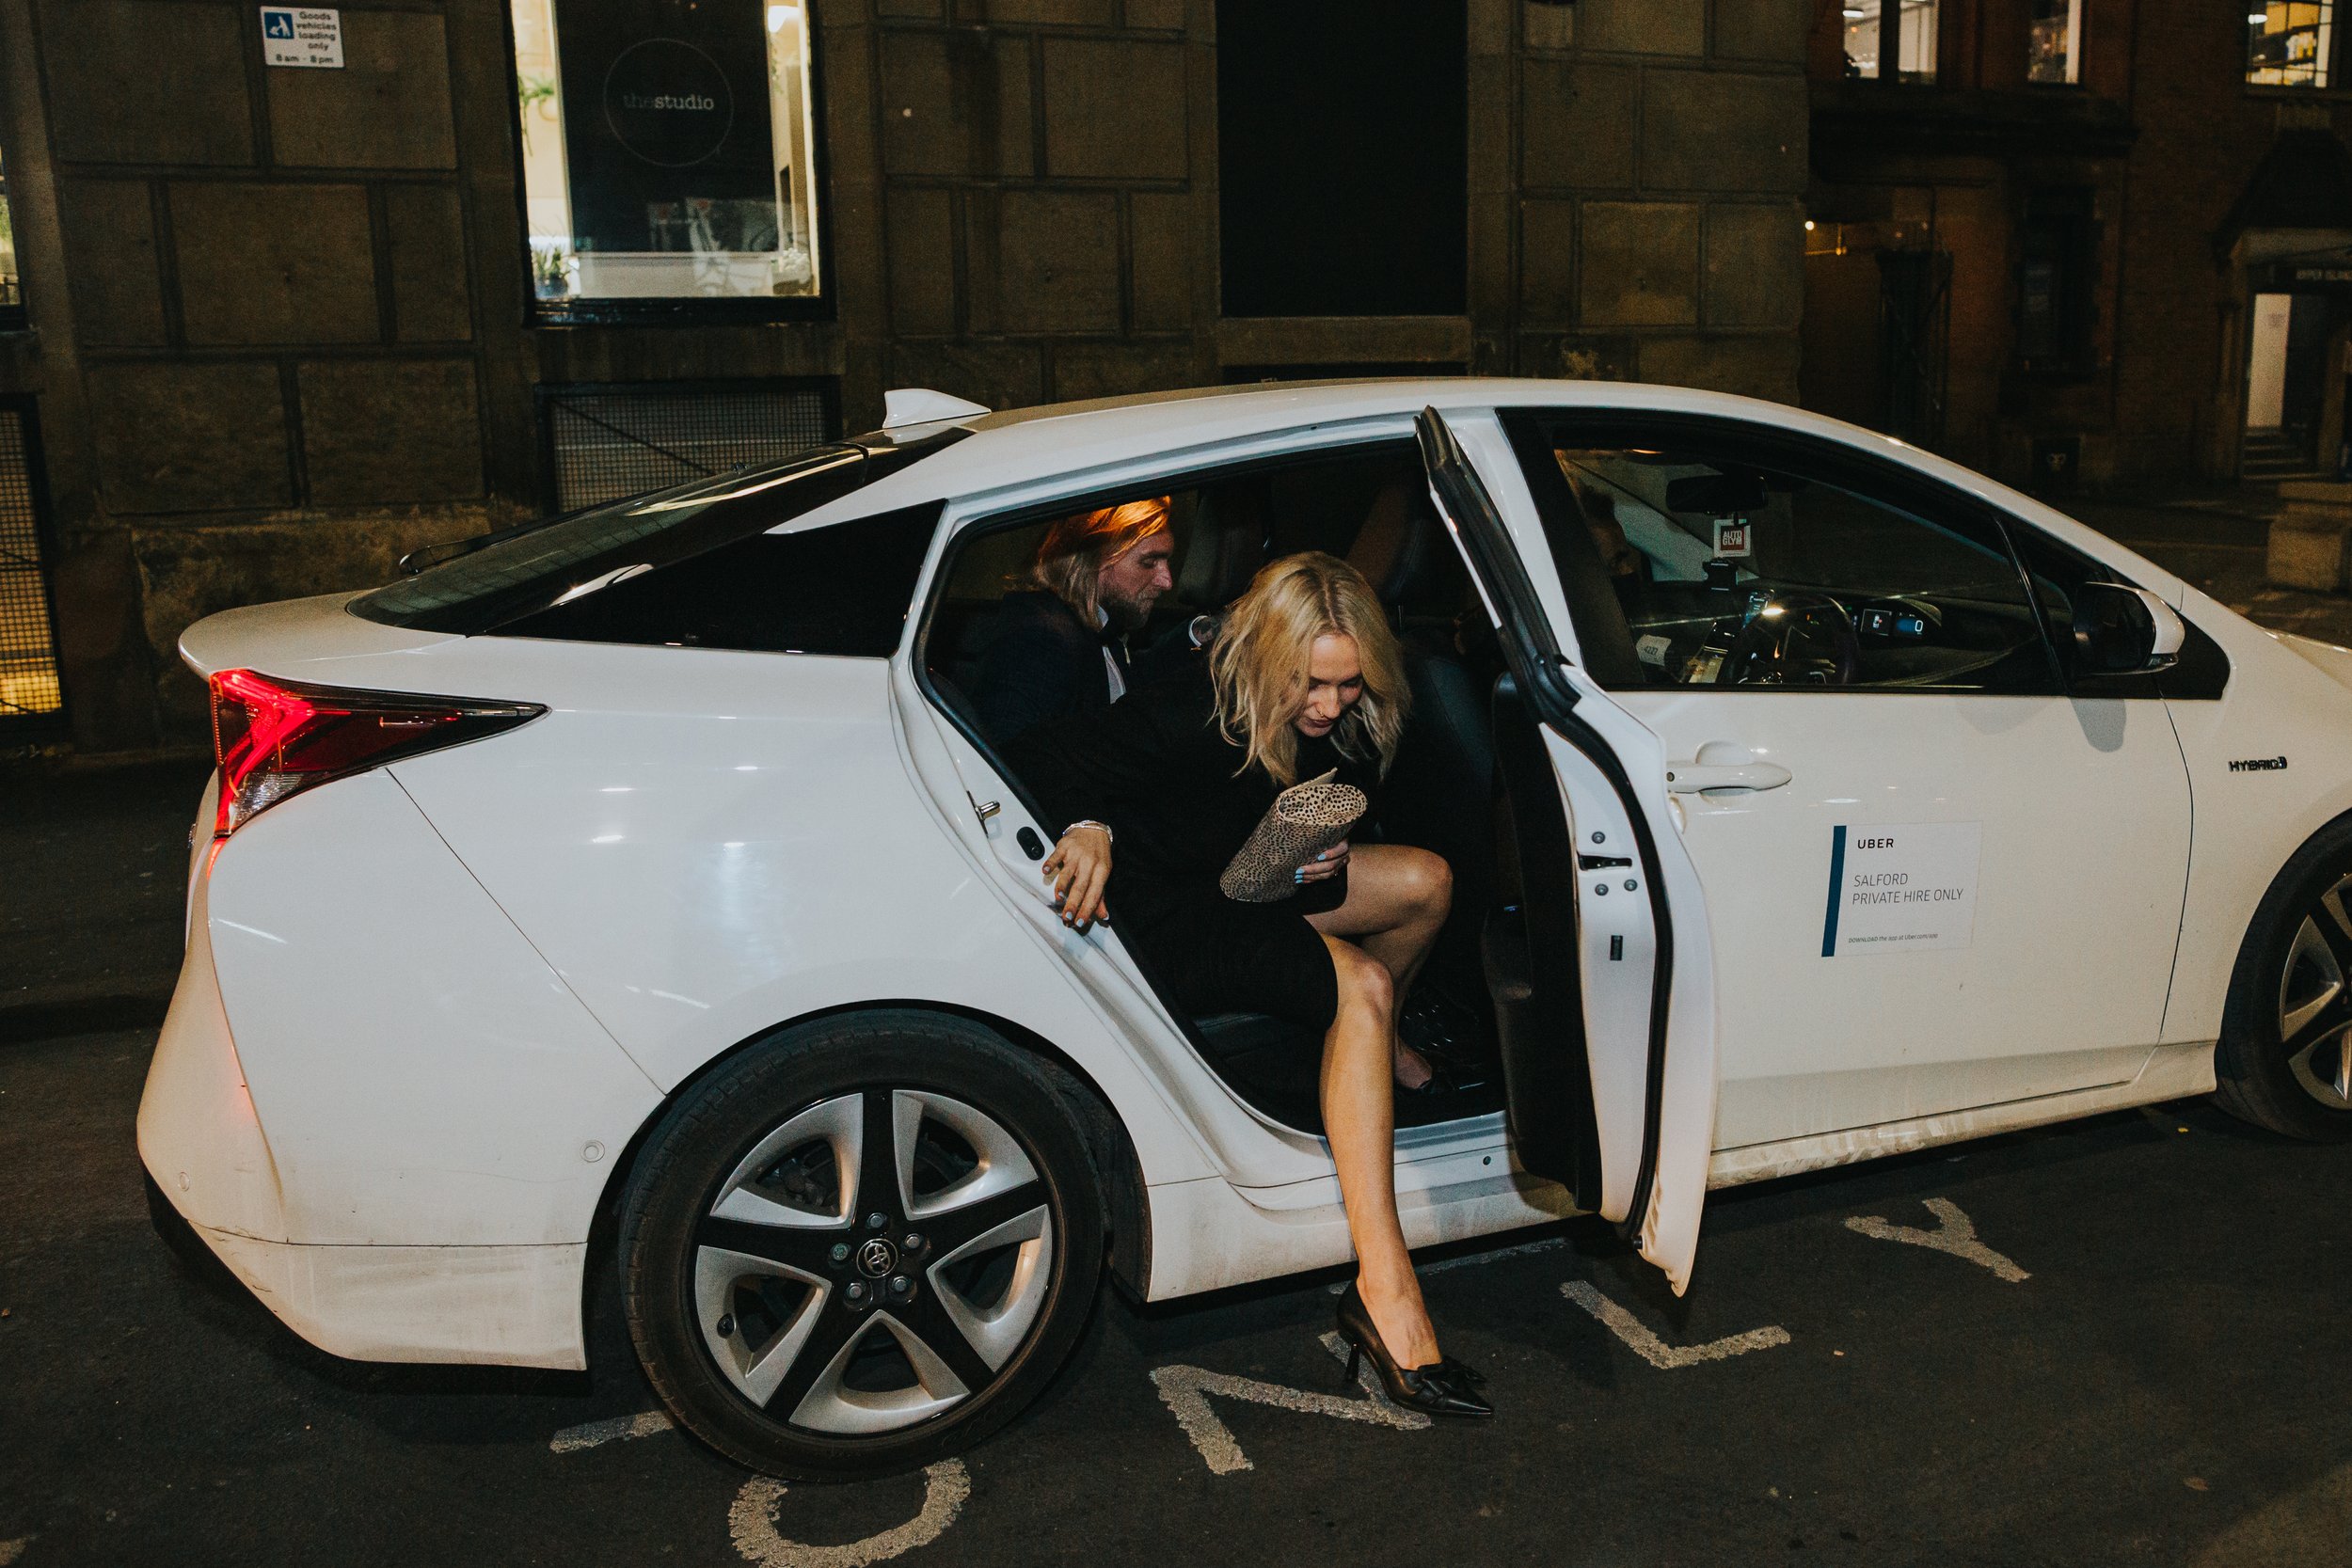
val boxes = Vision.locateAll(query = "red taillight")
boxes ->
[208,669,542,838]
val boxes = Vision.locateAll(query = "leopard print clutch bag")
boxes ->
[1218,769,1369,904]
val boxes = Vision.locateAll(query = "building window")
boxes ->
[1843,0,1939,83]
[509,0,822,309]
[0,141,22,325]
[2248,2,2334,87]
[2029,0,2084,83]
[2017,189,2101,375]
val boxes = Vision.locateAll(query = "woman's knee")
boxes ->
[1404,847,1453,921]
[1329,941,1394,1019]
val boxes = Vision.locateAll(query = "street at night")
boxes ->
[15,0,2352,1560]
[5,1022,2351,1566]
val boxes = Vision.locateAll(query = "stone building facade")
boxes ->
[0,0,1808,752]
[1802,0,2352,493]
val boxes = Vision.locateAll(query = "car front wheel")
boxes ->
[2217,826,2352,1140]
[619,1010,1106,1479]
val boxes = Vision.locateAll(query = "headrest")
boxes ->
[1348,473,1448,604]
[1178,485,1269,609]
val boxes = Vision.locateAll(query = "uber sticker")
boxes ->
[1712,519,1752,559]
[1820,822,1980,958]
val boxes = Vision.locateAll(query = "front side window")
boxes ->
[1504,416,2054,695]
[2249,1,2335,86]
[1843,0,1940,82]
[509,0,822,310]
[2028,0,2084,83]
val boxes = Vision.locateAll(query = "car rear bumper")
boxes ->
[136,768,668,1370]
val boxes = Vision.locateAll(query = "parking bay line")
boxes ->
[1151,1333,1432,1476]
[1842,1196,2029,1283]
[549,1408,675,1453]
[1561,1281,1791,1369]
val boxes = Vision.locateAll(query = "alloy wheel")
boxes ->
[2277,873,2352,1112]
[693,1088,1056,1436]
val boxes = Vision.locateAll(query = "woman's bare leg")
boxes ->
[1319,932,1441,1368]
[1311,845,1453,1086]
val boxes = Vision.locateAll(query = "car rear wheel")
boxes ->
[619,1010,1105,1479]
[2217,826,2352,1140]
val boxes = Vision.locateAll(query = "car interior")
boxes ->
[918,438,1520,1132]
[1545,444,2058,694]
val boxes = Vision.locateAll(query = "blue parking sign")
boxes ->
[262,8,294,35]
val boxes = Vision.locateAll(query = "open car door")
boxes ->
[1415,405,1720,1294]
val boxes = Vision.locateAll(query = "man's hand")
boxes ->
[1297,839,1350,885]
[1041,825,1113,930]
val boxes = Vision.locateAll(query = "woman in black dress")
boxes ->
[1009,551,1489,1418]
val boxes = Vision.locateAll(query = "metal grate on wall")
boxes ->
[539,381,840,513]
[0,401,63,726]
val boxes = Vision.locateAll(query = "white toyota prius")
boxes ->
[141,380,2352,1479]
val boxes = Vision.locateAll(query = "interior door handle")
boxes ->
[1665,743,1791,794]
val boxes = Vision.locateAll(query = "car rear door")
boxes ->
[1415,406,1720,1296]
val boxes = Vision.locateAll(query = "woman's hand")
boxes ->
[1041,825,1113,930]
[1296,839,1351,886]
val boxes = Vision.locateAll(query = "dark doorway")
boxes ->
[1215,0,1467,318]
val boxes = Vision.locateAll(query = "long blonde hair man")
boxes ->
[1031,497,1173,627]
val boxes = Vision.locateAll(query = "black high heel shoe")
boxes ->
[1335,1283,1493,1418]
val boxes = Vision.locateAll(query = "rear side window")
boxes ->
[350,431,966,639]
[495,501,944,656]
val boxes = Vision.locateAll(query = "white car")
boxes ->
[140,380,2352,1479]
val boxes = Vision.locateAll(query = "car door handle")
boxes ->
[1665,744,1791,794]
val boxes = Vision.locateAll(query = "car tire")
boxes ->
[2216,821,2352,1140]
[618,1009,1106,1480]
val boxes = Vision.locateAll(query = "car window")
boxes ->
[491,501,945,656]
[1502,414,2058,695]
[350,431,967,639]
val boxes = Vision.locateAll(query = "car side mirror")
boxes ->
[2071,581,2184,673]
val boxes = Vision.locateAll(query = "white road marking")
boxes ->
[730,1461,968,1567]
[1844,1196,2030,1283]
[1422,1236,1568,1275]
[548,1409,675,1452]
[1560,1281,1791,1369]
[0,1537,28,1566]
[1150,1350,1431,1476]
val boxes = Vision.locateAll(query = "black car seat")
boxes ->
[1346,473,1499,1013]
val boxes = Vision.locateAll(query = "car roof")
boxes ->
[830,377,2192,609]
[873,377,1924,499]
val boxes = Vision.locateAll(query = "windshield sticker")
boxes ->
[1820,822,1981,958]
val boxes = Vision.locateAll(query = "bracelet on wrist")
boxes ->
[1067,819,1114,846]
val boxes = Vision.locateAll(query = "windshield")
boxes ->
[350,432,965,634]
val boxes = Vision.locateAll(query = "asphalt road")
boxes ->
[4,1025,2350,1567]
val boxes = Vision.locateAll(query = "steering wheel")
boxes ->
[1712,591,1862,687]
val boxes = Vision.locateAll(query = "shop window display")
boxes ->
[0,143,20,319]
[1842,0,1939,83]
[509,0,821,306]
[2248,2,2335,87]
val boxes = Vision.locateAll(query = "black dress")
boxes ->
[1007,657,1379,1033]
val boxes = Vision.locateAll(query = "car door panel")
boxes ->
[1420,406,1719,1293]
[1618,686,2186,1148]
[1490,409,2196,1159]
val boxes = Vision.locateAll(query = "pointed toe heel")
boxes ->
[1334,1283,1494,1419]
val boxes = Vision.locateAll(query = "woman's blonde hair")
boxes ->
[1209,551,1409,786]
[1029,497,1172,624]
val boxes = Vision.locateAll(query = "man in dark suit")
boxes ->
[975,497,1188,744]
